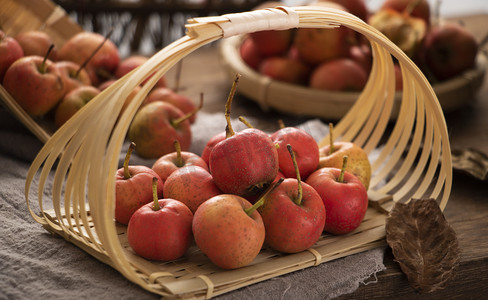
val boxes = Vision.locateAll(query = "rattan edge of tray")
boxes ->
[39,191,391,299]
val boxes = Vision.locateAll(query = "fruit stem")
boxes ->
[151,177,160,211]
[172,92,203,127]
[83,28,113,77]
[287,144,302,206]
[329,122,335,154]
[40,44,55,74]
[224,74,241,138]
[174,140,184,167]
[123,142,136,180]
[244,177,284,216]
[338,155,348,183]
[74,62,84,79]
[238,116,253,128]
[278,119,285,129]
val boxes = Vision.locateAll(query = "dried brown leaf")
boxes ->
[451,148,488,181]
[385,198,460,293]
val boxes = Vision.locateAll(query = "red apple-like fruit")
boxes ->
[192,194,265,269]
[143,87,197,124]
[128,101,193,159]
[323,0,369,22]
[271,126,319,180]
[201,131,226,166]
[58,31,120,86]
[152,140,208,182]
[368,8,427,58]
[127,177,193,261]
[257,145,325,253]
[348,43,372,74]
[14,30,58,61]
[115,54,167,88]
[294,26,353,65]
[248,29,293,57]
[210,127,279,196]
[115,142,164,225]
[97,79,141,117]
[54,85,100,128]
[259,56,311,85]
[309,58,368,92]
[239,36,263,71]
[56,60,92,94]
[306,156,368,235]
[422,22,478,81]
[163,165,221,213]
[3,54,65,116]
[208,75,278,196]
[0,30,24,82]
[380,0,431,27]
[97,79,115,91]
[115,55,147,78]
[318,123,371,190]
[293,0,355,66]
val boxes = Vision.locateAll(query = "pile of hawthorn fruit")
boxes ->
[1,28,197,159]
[119,75,373,269]
[1,3,406,270]
[241,0,480,92]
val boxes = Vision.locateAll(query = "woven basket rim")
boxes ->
[21,5,452,299]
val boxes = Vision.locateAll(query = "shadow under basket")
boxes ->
[24,6,452,299]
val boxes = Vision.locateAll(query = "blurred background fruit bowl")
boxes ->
[219,33,486,121]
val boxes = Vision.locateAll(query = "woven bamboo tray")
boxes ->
[20,5,452,299]
[219,32,487,121]
[0,0,83,143]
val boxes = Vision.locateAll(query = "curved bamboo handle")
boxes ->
[25,6,452,297]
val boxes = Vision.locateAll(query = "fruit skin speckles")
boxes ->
[209,128,279,197]
[192,194,265,269]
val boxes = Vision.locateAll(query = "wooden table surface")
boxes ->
[168,13,488,299]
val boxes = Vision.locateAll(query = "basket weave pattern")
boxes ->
[23,6,452,299]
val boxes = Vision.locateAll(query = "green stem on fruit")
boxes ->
[244,178,284,216]
[329,122,335,154]
[151,177,160,211]
[278,119,285,129]
[224,74,241,138]
[174,140,184,167]
[238,116,254,128]
[123,142,136,180]
[287,144,303,206]
[40,44,54,74]
[338,155,348,183]
[171,92,203,127]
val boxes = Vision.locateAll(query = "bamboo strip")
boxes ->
[22,5,452,298]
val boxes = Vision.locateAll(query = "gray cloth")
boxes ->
[0,108,385,299]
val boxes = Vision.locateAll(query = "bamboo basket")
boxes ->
[0,0,83,143]
[21,5,452,299]
[220,34,487,120]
